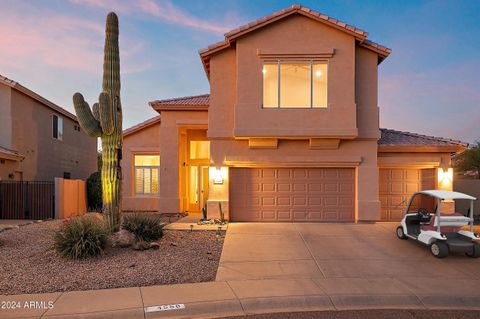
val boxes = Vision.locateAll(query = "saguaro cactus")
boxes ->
[73,12,122,233]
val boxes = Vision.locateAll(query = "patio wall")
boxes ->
[454,179,480,216]
[54,178,87,219]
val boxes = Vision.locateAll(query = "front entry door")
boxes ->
[188,165,209,213]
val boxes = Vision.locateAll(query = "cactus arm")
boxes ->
[73,92,102,137]
[92,102,100,121]
[99,92,114,135]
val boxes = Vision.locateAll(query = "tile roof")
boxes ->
[123,115,161,137]
[199,4,391,76]
[223,4,369,40]
[149,94,209,111]
[0,74,78,122]
[0,145,24,161]
[379,128,467,148]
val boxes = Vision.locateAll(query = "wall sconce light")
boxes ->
[213,168,224,185]
[438,167,453,187]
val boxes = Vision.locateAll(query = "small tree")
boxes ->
[454,141,480,179]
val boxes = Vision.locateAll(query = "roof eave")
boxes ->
[123,116,161,137]
[0,77,78,122]
[151,105,209,112]
[0,151,24,161]
[378,145,467,153]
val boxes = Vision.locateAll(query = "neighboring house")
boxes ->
[0,75,97,181]
[122,5,467,222]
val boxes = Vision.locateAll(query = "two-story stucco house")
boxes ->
[122,5,467,222]
[0,75,98,181]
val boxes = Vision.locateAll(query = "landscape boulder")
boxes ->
[110,229,135,248]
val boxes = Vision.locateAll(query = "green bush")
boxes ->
[122,214,164,242]
[86,171,102,211]
[54,216,108,259]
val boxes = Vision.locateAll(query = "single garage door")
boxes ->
[229,168,355,222]
[379,168,435,221]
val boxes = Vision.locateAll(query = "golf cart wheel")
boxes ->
[430,241,449,258]
[466,244,480,258]
[396,226,407,240]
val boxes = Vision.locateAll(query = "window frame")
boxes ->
[262,59,329,109]
[133,154,160,196]
[52,114,64,141]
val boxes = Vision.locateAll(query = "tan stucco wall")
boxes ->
[0,84,12,149]
[1,86,97,181]
[207,14,381,221]
[0,159,19,180]
[232,15,357,138]
[122,111,208,213]
[159,111,208,213]
[122,122,161,212]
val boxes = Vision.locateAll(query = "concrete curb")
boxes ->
[3,278,480,319]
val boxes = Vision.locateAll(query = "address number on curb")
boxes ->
[144,304,186,313]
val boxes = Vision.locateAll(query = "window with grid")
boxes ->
[134,155,160,195]
[263,61,328,108]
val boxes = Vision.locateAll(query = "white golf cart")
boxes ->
[396,190,480,258]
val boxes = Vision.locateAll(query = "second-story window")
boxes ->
[263,61,328,109]
[52,115,64,140]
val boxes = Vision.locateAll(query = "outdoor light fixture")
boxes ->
[438,167,453,186]
[213,168,224,185]
[315,70,322,77]
[262,68,267,75]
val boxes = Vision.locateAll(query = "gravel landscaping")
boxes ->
[0,219,225,295]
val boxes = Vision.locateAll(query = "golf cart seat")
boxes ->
[421,212,469,232]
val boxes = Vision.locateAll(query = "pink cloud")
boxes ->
[71,0,232,34]
[0,4,148,75]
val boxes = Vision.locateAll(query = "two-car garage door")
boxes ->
[229,168,355,222]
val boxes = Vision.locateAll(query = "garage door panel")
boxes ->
[293,169,308,178]
[324,183,338,192]
[308,183,322,192]
[293,196,307,206]
[277,197,291,206]
[308,197,322,205]
[278,210,291,220]
[277,169,291,179]
[262,183,275,192]
[293,183,307,192]
[262,196,275,206]
[261,210,276,220]
[230,168,355,222]
[293,210,307,220]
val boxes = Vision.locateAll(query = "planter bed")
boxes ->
[0,219,225,295]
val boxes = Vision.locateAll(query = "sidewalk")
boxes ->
[3,277,480,319]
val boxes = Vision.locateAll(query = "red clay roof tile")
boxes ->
[199,4,389,77]
[379,128,467,148]
[150,94,209,107]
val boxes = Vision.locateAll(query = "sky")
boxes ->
[0,0,479,143]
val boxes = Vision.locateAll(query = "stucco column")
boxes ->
[356,162,381,222]
[158,123,180,213]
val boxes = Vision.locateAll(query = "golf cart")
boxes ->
[396,190,480,258]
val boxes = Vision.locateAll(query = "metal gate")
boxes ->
[0,181,55,219]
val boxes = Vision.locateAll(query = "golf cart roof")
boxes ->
[416,190,477,201]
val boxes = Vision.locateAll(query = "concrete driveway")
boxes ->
[217,223,480,282]
[216,222,480,312]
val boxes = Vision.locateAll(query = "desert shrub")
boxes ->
[86,171,102,211]
[122,214,164,242]
[54,216,108,259]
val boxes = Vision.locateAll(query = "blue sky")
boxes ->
[0,0,479,143]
